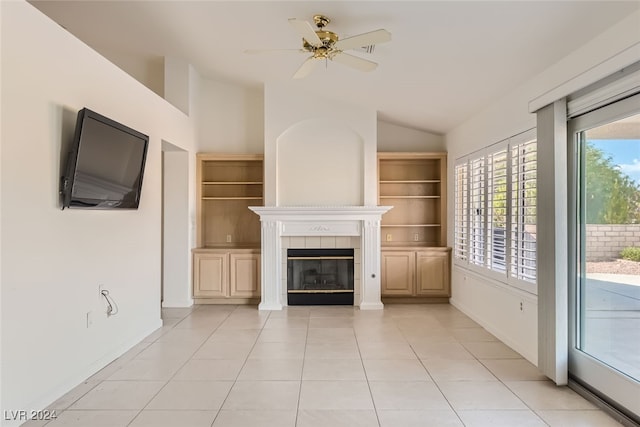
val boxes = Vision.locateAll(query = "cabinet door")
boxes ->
[381,251,415,296]
[193,252,228,298]
[416,251,450,296]
[230,253,260,298]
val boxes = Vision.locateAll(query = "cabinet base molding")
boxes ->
[382,297,449,304]
[194,298,260,305]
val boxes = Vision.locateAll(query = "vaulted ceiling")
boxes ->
[30,1,639,134]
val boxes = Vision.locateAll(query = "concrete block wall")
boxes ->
[585,224,640,261]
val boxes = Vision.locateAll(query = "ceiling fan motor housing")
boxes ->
[303,30,339,56]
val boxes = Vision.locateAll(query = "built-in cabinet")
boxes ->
[380,247,451,299]
[378,152,451,300]
[192,154,263,304]
[192,249,261,302]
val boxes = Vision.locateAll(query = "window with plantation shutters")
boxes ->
[510,139,537,283]
[453,129,537,293]
[454,163,468,260]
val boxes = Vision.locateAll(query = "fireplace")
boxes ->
[249,206,392,310]
[287,248,354,305]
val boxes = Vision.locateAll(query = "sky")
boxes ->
[589,139,640,184]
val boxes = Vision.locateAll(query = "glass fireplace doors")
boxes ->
[287,248,354,305]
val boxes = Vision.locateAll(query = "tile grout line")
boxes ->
[404,315,468,427]
[125,305,234,427]
[474,357,552,425]
[354,314,383,427]
[40,306,202,427]
[294,309,311,427]
[462,341,554,426]
[39,317,170,425]
[208,306,269,426]
[23,304,623,427]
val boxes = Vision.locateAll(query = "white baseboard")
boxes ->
[161,298,193,308]
[450,297,538,365]
[9,319,163,427]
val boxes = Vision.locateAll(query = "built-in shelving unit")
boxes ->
[378,152,450,300]
[194,153,263,304]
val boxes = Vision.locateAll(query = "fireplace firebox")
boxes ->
[287,248,354,305]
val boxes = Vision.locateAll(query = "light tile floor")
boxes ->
[23,304,625,427]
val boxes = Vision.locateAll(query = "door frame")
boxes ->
[567,93,640,420]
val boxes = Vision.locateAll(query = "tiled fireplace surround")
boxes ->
[249,207,391,311]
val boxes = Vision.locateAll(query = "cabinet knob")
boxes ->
[371,274,376,278]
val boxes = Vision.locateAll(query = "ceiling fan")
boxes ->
[246,14,391,79]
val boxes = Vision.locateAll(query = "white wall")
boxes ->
[264,83,377,207]
[0,2,196,424]
[195,78,264,154]
[446,10,640,365]
[378,121,445,152]
[98,46,165,98]
[164,57,191,116]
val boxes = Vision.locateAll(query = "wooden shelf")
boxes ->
[382,241,441,248]
[379,180,441,184]
[202,181,263,185]
[379,195,440,199]
[382,224,441,227]
[202,197,263,200]
[201,243,261,250]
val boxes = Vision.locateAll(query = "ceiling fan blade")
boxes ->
[293,56,320,79]
[331,53,378,72]
[288,18,323,47]
[334,29,391,51]
[244,48,304,54]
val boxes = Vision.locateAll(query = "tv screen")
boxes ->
[61,108,149,209]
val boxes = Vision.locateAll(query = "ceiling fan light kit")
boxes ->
[248,14,391,79]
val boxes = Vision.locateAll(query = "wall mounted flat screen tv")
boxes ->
[61,108,149,209]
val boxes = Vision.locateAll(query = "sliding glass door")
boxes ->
[569,93,640,420]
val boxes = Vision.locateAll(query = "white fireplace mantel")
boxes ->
[249,206,392,219]
[249,206,392,311]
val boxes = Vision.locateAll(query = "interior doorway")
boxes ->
[162,141,191,307]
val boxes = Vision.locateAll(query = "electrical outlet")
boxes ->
[413,233,420,241]
[386,233,392,242]
[226,234,232,243]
